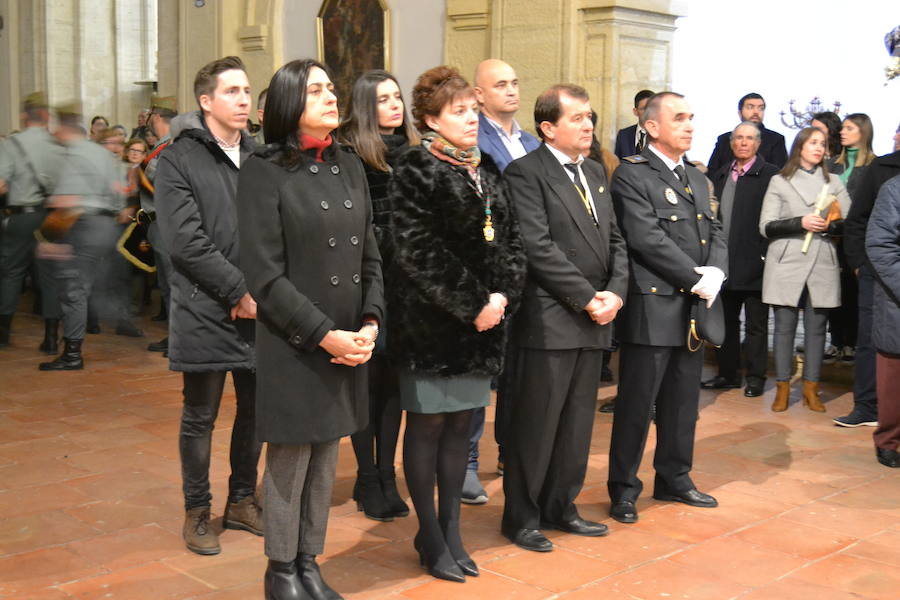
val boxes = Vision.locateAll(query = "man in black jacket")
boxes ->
[501,84,628,552]
[707,93,787,172]
[608,92,727,524]
[702,122,778,397]
[155,56,262,556]
[838,137,900,428]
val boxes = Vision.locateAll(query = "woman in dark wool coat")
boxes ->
[237,59,384,600]
[388,65,527,582]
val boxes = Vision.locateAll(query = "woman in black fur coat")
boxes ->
[337,70,419,522]
[387,66,526,582]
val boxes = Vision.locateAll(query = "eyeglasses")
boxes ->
[127,148,146,154]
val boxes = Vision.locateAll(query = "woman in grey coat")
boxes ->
[759,127,850,413]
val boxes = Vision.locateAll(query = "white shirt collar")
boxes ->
[545,143,584,168]
[647,143,684,172]
[484,115,522,142]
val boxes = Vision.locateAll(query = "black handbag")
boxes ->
[688,295,725,351]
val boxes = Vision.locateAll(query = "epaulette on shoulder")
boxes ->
[622,155,648,164]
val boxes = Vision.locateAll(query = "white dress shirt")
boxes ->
[545,143,599,221]
[484,115,529,162]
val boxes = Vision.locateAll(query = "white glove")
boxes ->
[691,266,725,308]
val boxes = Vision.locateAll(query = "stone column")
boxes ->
[443,0,685,143]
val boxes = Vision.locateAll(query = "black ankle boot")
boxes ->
[151,304,167,321]
[378,467,409,517]
[265,559,310,600]
[296,553,342,600]
[40,319,60,354]
[0,314,11,348]
[352,471,393,521]
[39,338,84,371]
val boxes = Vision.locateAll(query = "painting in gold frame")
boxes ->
[317,0,391,107]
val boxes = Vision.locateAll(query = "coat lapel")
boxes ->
[537,145,606,262]
[478,114,513,168]
[644,149,693,204]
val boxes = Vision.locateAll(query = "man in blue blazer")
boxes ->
[462,59,541,507]
[613,89,654,160]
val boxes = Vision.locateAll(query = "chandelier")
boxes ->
[779,97,842,130]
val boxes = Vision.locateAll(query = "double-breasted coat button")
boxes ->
[650,286,657,293]
[701,239,708,245]
[344,199,353,209]
[291,335,302,345]
[352,273,361,284]
[330,275,339,286]
[328,237,336,247]
[309,165,319,174]
[331,165,340,174]
[350,235,359,245]
[697,213,703,221]
[321,200,329,210]
[670,215,678,222]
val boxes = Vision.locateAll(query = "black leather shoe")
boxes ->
[598,398,616,413]
[503,527,553,552]
[296,553,342,599]
[701,376,741,389]
[265,559,311,600]
[876,447,900,468]
[653,488,718,508]
[609,500,637,523]
[542,517,609,537]
[151,306,168,322]
[744,381,764,397]
[147,337,169,353]
[115,321,144,337]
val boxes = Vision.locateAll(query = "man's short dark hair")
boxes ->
[640,91,684,128]
[738,93,765,111]
[193,56,246,108]
[534,84,589,140]
[634,89,655,108]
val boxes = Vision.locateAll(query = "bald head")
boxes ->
[473,59,520,120]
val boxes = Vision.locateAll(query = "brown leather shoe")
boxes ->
[802,380,825,412]
[223,495,263,536]
[183,507,220,555]
[771,381,790,412]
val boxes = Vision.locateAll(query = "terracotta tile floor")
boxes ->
[1,309,898,599]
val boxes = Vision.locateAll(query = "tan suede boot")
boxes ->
[223,495,263,536]
[802,380,826,412]
[771,381,790,412]
[183,507,220,555]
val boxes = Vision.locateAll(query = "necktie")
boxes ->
[673,164,694,199]
[565,163,596,223]
[637,130,647,152]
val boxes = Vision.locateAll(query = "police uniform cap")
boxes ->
[23,91,49,111]
[56,101,84,127]
[150,95,178,117]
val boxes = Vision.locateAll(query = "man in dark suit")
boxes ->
[608,91,727,524]
[463,58,542,504]
[502,84,629,552]
[707,93,788,172]
[702,122,778,397]
[614,89,654,160]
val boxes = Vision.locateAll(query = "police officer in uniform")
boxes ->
[0,92,64,352]
[607,92,727,523]
[139,95,178,353]
[39,102,127,370]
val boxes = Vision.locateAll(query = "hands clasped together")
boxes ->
[321,325,377,367]
[584,291,622,325]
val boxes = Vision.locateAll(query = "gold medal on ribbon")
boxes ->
[483,216,495,242]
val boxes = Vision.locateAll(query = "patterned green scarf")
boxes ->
[421,131,481,168]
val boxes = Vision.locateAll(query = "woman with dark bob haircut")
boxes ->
[237,59,384,600]
[387,65,526,582]
[337,70,419,522]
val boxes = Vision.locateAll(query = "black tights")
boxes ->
[350,356,402,474]
[403,408,474,564]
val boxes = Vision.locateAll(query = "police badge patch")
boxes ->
[665,188,678,205]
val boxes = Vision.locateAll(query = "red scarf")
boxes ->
[300,133,333,163]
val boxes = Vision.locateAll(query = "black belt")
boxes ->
[2,205,42,216]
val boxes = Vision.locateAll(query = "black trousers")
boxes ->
[852,266,878,420]
[715,289,769,384]
[608,343,703,503]
[502,347,602,531]
[180,369,261,510]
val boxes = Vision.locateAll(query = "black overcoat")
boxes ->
[386,146,527,376]
[708,157,779,291]
[154,112,256,372]
[236,144,384,445]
